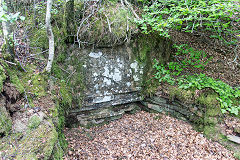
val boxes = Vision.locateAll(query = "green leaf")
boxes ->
[20,16,25,21]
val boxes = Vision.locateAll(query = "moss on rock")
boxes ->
[197,93,219,109]
[59,81,72,107]
[28,115,41,129]
[1,120,58,160]
[24,73,47,97]
[0,96,12,136]
[169,86,195,104]
[0,65,6,92]
[1,62,24,94]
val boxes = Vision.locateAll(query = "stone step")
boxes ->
[227,135,240,144]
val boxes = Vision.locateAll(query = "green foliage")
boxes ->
[0,3,25,23]
[154,62,240,115]
[178,74,240,115]
[137,0,240,44]
[153,62,175,85]
[153,49,240,115]
[173,44,212,71]
[153,44,211,80]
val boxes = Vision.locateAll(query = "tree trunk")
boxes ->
[1,0,15,60]
[45,0,54,73]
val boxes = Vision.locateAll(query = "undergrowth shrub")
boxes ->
[137,0,240,45]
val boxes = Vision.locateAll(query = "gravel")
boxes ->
[64,111,235,160]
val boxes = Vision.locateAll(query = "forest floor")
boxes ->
[63,111,236,160]
[169,30,240,87]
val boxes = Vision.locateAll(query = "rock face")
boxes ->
[66,46,144,126]
[82,47,143,108]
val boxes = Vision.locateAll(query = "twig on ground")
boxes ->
[67,69,77,84]
[1,59,17,66]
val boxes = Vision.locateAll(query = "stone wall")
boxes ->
[64,34,172,127]
[66,45,144,127]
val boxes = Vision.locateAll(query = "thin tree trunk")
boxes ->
[1,0,14,60]
[45,0,54,73]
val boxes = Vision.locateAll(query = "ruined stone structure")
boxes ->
[64,32,172,127]
[66,46,144,126]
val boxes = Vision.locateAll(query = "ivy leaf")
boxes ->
[229,107,239,115]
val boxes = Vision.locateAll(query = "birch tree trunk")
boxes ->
[45,0,54,73]
[1,0,14,60]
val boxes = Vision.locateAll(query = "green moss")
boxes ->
[203,125,219,139]
[204,116,218,125]
[234,152,240,160]
[2,62,25,94]
[50,100,68,159]
[28,115,41,129]
[15,153,38,160]
[131,33,173,96]
[0,104,12,136]
[60,81,72,107]
[48,96,68,159]
[42,125,58,159]
[52,62,64,80]
[1,62,47,97]
[169,86,195,103]
[0,64,6,92]
[197,93,219,108]
[21,71,47,98]
[30,27,48,50]
[30,74,47,97]
[49,106,59,118]
[52,140,65,160]
[10,73,25,93]
[1,121,58,159]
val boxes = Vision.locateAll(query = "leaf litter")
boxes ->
[64,111,235,160]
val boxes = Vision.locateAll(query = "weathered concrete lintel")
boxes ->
[71,91,141,113]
